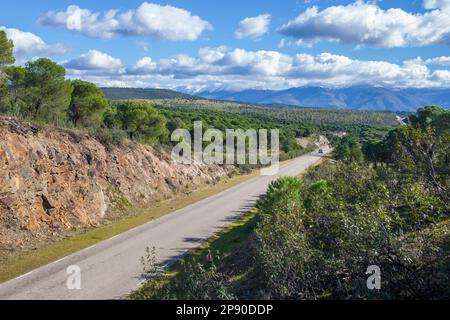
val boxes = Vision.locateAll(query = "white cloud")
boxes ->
[128,47,291,78]
[0,26,68,57]
[63,50,123,73]
[277,1,450,48]
[426,56,450,65]
[80,47,448,90]
[431,69,450,81]
[235,14,271,40]
[286,53,436,88]
[423,0,450,10]
[39,3,212,41]
[56,46,450,91]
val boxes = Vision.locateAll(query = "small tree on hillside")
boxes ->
[333,136,364,163]
[0,31,14,66]
[69,80,108,127]
[0,31,15,111]
[23,58,73,123]
[2,66,28,114]
[113,100,168,144]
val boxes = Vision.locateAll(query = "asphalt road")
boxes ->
[0,147,329,300]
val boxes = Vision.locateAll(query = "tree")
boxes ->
[0,31,15,110]
[23,58,72,123]
[384,106,449,201]
[0,31,14,66]
[2,66,28,114]
[112,101,168,144]
[333,139,350,160]
[257,176,303,216]
[333,136,364,163]
[347,138,364,163]
[167,117,186,132]
[409,106,446,129]
[69,80,108,126]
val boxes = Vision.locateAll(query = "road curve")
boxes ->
[0,148,329,300]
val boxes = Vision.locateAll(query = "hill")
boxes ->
[150,98,398,128]
[101,87,198,101]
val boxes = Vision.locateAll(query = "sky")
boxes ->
[1,0,450,92]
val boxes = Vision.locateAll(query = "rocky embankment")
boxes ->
[0,116,230,258]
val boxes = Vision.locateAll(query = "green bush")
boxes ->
[107,100,168,145]
[134,247,234,300]
[89,126,126,147]
[252,161,449,299]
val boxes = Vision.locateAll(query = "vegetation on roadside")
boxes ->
[134,106,449,300]
[130,212,258,300]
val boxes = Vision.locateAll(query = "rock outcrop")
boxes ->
[0,116,230,257]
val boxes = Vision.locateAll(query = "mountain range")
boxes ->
[195,87,450,112]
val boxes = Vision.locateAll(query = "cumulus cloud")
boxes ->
[287,53,435,88]
[63,50,124,74]
[79,47,447,90]
[277,0,450,48]
[430,69,450,81]
[0,26,68,57]
[425,56,450,65]
[235,14,271,40]
[128,47,291,78]
[39,3,212,41]
[423,0,450,10]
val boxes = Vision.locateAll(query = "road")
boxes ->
[0,147,329,300]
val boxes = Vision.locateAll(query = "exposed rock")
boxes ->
[0,116,231,257]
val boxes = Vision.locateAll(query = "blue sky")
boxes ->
[1,0,450,91]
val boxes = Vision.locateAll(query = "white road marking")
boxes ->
[52,257,67,264]
[14,271,34,280]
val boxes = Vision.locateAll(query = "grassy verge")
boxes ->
[130,210,258,299]
[0,170,260,284]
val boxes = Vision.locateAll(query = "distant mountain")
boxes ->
[102,87,198,101]
[195,87,450,112]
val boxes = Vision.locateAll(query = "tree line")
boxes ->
[0,31,171,147]
[150,98,399,128]
[1,31,104,127]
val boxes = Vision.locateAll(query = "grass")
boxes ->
[0,170,260,284]
[176,210,257,263]
[130,210,258,299]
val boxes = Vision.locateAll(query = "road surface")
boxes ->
[0,147,329,300]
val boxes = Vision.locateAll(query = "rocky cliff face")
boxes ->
[0,116,230,257]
